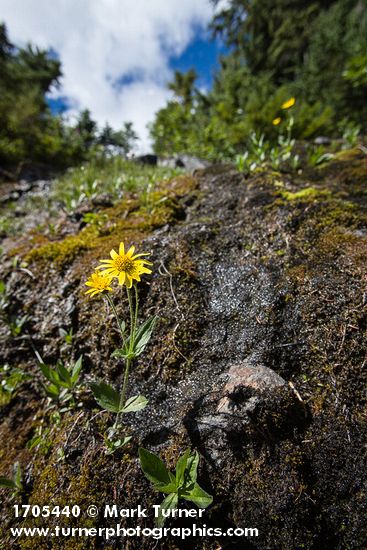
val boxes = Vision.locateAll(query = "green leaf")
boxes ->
[111,344,130,360]
[138,448,173,490]
[56,362,72,388]
[122,395,148,413]
[0,477,16,489]
[26,435,43,450]
[39,363,63,388]
[13,462,22,490]
[105,435,132,454]
[183,450,199,489]
[71,356,83,385]
[90,381,121,413]
[44,383,60,399]
[155,474,177,494]
[156,493,178,527]
[175,449,190,487]
[39,363,54,384]
[133,316,158,356]
[181,482,213,508]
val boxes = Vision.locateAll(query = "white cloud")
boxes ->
[0,0,215,151]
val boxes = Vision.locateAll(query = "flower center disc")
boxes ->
[114,256,135,273]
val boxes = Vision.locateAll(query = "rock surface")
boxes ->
[0,149,367,549]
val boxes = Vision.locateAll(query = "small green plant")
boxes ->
[338,119,361,149]
[139,448,213,526]
[53,155,181,214]
[0,462,23,497]
[0,280,7,309]
[8,314,29,337]
[0,364,30,407]
[0,281,29,336]
[85,241,155,452]
[38,356,83,405]
[307,145,334,166]
[59,327,74,345]
[27,425,53,455]
[103,427,132,455]
[27,411,61,455]
[82,212,108,228]
[236,107,300,174]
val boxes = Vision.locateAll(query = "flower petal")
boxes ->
[118,272,126,285]
[119,242,125,255]
[97,264,113,270]
[131,252,150,259]
[110,249,118,259]
[127,245,135,257]
[281,97,296,109]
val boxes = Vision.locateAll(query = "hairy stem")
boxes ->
[105,293,125,344]
[113,357,130,429]
[133,283,139,343]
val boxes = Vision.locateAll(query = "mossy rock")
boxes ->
[1,154,367,549]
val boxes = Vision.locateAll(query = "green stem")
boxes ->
[127,287,135,354]
[105,293,125,344]
[133,283,139,342]
[113,357,130,429]
[111,286,140,432]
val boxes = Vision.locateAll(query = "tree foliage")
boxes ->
[151,0,367,158]
[0,23,138,169]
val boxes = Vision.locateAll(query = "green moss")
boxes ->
[280,187,332,202]
[24,229,97,266]
[18,175,197,270]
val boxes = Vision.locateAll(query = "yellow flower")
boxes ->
[272,117,282,126]
[281,97,296,110]
[85,270,113,297]
[98,242,152,288]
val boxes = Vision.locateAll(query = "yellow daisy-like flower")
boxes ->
[98,242,152,288]
[85,270,113,297]
[272,117,282,126]
[281,97,296,110]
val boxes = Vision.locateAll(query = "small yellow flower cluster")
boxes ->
[85,242,152,297]
[272,97,296,126]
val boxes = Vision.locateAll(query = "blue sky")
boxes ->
[169,33,224,88]
[1,0,227,150]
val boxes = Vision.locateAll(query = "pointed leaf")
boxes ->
[56,362,72,388]
[133,316,158,356]
[156,493,178,527]
[90,381,121,412]
[122,395,148,413]
[0,477,16,489]
[13,462,22,490]
[183,450,199,488]
[39,363,54,384]
[44,383,60,399]
[181,482,213,508]
[71,356,83,385]
[155,472,177,494]
[175,449,190,487]
[111,344,130,360]
[41,364,62,387]
[138,448,172,489]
